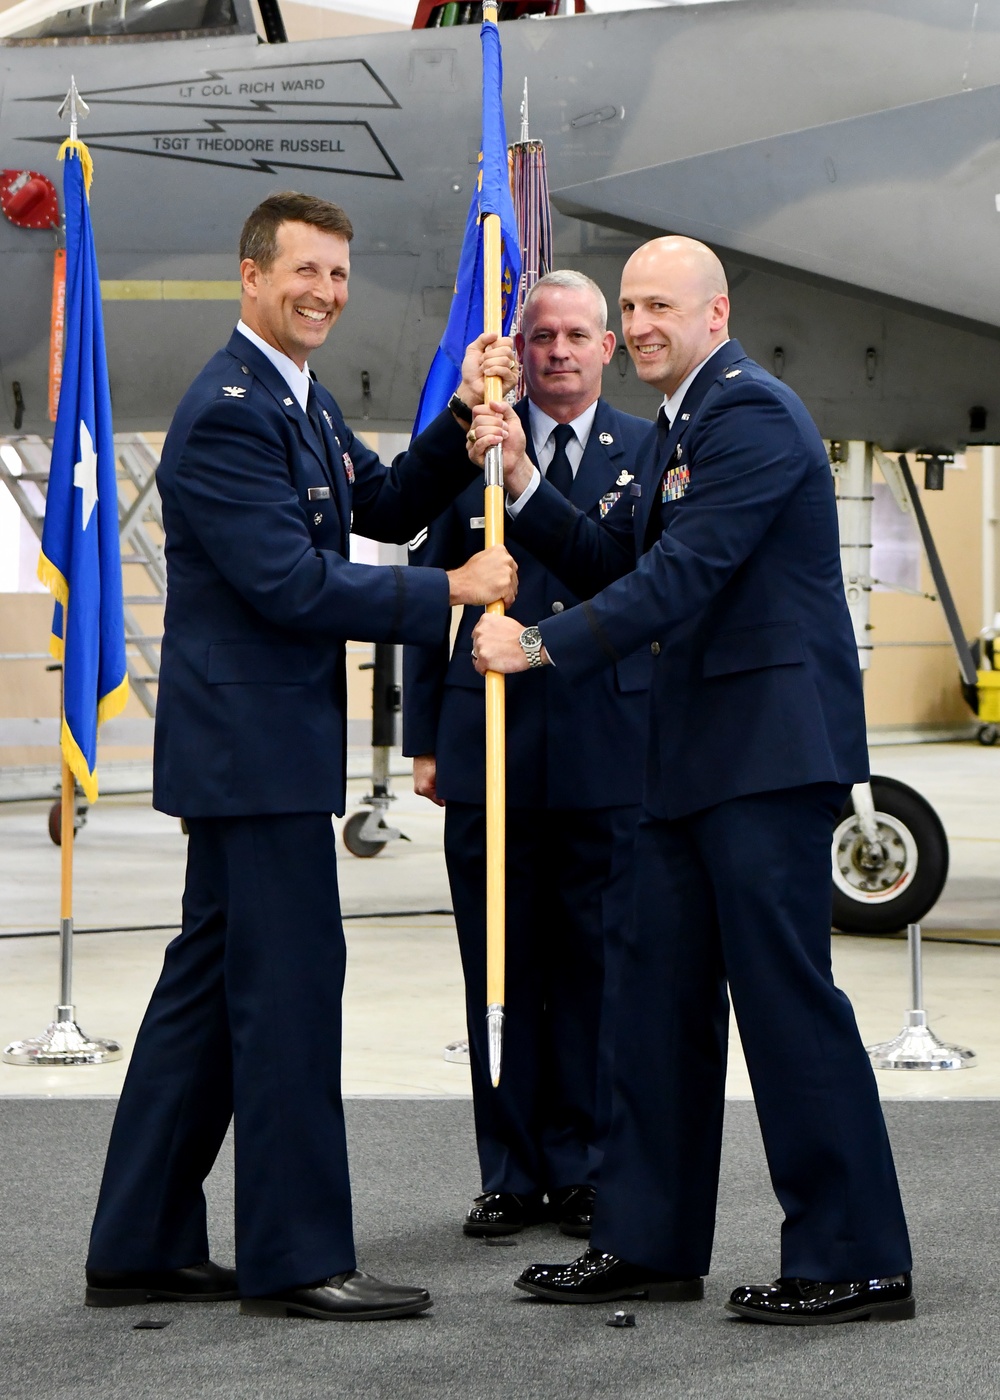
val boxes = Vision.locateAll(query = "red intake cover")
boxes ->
[1,169,60,229]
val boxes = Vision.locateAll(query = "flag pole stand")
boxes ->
[865,923,975,1071]
[3,722,121,1068]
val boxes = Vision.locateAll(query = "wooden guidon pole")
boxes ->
[481,9,506,1084]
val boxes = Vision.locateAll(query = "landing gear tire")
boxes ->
[831,775,949,935]
[342,810,388,858]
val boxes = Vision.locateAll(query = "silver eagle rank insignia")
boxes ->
[222,386,247,398]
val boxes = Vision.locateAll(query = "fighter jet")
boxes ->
[0,0,991,937]
[1,0,1000,449]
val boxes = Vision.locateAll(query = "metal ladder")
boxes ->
[0,432,165,716]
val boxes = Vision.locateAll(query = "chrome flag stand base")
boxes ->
[4,1003,122,1067]
[866,923,975,1071]
[443,1038,470,1064]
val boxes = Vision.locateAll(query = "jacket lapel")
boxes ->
[311,380,352,551]
[569,400,631,514]
[516,399,539,468]
[227,330,335,495]
[635,339,748,547]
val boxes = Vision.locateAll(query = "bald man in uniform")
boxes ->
[470,236,914,1326]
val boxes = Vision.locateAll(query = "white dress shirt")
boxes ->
[236,319,312,412]
[658,339,730,429]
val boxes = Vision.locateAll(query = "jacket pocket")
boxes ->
[702,622,804,679]
[615,648,653,693]
[207,641,317,685]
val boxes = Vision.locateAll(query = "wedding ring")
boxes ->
[466,428,476,445]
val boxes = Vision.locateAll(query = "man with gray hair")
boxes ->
[404,269,654,1239]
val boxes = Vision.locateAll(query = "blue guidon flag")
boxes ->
[38,139,128,803]
[412,13,522,435]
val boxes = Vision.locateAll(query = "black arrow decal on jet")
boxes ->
[17,58,401,115]
[20,117,403,180]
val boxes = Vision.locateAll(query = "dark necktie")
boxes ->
[656,405,671,454]
[546,422,575,497]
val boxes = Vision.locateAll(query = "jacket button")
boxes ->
[650,641,661,655]
[551,600,565,613]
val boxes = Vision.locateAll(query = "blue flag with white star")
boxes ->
[412,14,521,435]
[38,140,128,803]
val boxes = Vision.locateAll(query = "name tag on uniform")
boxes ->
[661,465,690,503]
[470,516,485,529]
[308,487,331,501]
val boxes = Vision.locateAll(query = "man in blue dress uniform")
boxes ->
[85,192,517,1321]
[470,236,914,1325]
[404,271,653,1240]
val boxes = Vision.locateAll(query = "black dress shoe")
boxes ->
[463,1191,547,1237]
[85,1260,239,1307]
[726,1273,915,1325]
[516,1248,703,1304]
[548,1185,596,1239]
[240,1271,431,1320]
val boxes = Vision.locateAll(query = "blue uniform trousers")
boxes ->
[591,782,912,1280]
[87,812,355,1297]
[445,801,638,1196]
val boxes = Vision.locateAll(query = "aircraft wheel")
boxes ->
[831,776,948,935]
[342,810,388,858]
[977,723,999,746]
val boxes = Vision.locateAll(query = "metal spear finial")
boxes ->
[58,76,90,142]
[520,78,530,144]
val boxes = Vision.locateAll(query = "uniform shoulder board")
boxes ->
[724,369,742,380]
[408,527,429,552]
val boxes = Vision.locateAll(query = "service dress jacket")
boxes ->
[403,397,655,809]
[153,329,476,819]
[509,340,870,820]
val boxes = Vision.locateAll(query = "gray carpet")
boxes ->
[0,1098,996,1400]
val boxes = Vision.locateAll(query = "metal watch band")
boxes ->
[519,626,545,668]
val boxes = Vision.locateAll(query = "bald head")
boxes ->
[619,236,730,396]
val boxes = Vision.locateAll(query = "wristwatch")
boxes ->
[518,626,545,668]
[448,392,473,426]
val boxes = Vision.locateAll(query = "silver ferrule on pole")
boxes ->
[487,1002,504,1086]
[484,444,504,490]
[59,915,74,1012]
[907,922,923,1011]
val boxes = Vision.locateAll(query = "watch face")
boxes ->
[520,627,542,647]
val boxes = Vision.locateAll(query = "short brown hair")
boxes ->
[239,192,354,269]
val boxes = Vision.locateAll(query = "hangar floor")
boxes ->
[0,740,997,1100]
[0,741,997,1399]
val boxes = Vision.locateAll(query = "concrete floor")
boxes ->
[0,741,997,1100]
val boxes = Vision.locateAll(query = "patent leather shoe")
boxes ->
[240,1271,431,1320]
[726,1273,914,1325]
[463,1190,547,1236]
[516,1248,703,1304]
[85,1259,240,1307]
[548,1185,595,1239]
